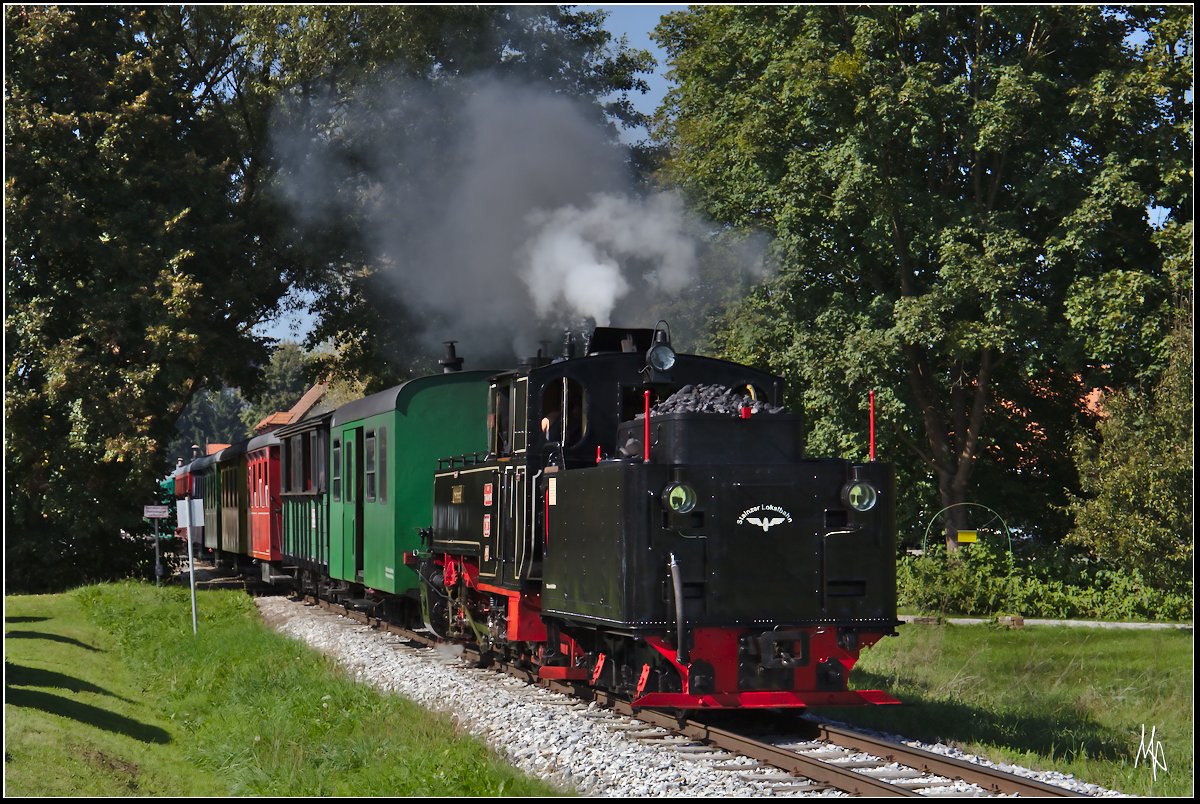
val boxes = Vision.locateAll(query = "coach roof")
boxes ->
[247,431,281,453]
[330,370,495,427]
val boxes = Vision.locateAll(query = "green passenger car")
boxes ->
[327,370,492,596]
[277,412,333,582]
[197,453,221,553]
[217,441,250,560]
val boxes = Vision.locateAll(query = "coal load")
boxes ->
[638,384,787,418]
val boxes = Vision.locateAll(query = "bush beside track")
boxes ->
[898,541,1192,622]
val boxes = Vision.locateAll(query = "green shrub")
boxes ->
[898,541,1192,621]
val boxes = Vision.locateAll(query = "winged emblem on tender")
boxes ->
[746,516,786,532]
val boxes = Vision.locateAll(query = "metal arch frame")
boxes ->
[920,502,1014,559]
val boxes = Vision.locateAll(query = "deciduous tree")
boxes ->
[654,6,1192,547]
[1067,312,1193,594]
[5,5,651,589]
[5,7,276,589]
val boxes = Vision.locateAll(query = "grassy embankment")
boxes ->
[5,583,562,796]
[830,621,1193,797]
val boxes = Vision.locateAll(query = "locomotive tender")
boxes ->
[171,324,900,710]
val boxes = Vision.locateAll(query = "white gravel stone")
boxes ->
[255,596,1128,797]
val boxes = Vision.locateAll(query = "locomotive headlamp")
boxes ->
[842,481,878,512]
[647,339,675,371]
[662,482,698,514]
[646,321,675,372]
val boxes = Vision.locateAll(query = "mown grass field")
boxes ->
[828,621,1194,797]
[5,584,561,796]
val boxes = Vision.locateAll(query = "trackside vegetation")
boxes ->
[657,4,1193,602]
[4,585,562,797]
[897,541,1192,622]
[835,621,1193,798]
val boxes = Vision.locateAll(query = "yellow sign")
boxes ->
[956,529,978,543]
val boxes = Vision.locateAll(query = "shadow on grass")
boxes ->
[5,616,50,624]
[4,630,102,652]
[6,661,133,703]
[829,669,1129,761]
[5,686,171,745]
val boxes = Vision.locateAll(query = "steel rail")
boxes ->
[625,706,923,797]
[799,720,1089,798]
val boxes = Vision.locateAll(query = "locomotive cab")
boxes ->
[521,327,784,470]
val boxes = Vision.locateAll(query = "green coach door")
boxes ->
[343,427,365,582]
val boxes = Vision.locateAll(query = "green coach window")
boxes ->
[378,427,387,503]
[365,431,377,502]
[332,439,342,502]
[314,431,326,493]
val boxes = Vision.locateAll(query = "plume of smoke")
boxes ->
[522,192,699,326]
[271,73,769,364]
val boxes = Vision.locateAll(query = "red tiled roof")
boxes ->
[253,382,329,434]
[288,382,328,420]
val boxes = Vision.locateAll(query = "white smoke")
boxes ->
[271,74,765,361]
[522,192,698,325]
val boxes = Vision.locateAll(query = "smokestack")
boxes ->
[440,341,464,373]
[190,444,201,460]
[520,346,552,371]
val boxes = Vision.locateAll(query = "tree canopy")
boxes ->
[654,5,1192,549]
[5,7,278,589]
[4,5,652,590]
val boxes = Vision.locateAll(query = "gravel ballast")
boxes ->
[255,596,1126,797]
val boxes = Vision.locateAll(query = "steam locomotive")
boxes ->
[170,324,900,709]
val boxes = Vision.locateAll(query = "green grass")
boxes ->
[829,622,1194,797]
[5,590,225,795]
[5,584,562,796]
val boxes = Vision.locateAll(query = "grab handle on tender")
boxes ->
[668,552,688,665]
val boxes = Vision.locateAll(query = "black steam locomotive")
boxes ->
[416,324,900,709]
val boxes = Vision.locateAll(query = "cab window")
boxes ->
[539,377,586,446]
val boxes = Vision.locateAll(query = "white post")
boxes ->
[187,530,198,636]
[153,517,162,586]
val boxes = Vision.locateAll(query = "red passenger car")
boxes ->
[246,433,282,563]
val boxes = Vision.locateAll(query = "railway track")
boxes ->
[639,711,1088,797]
[302,595,1088,798]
